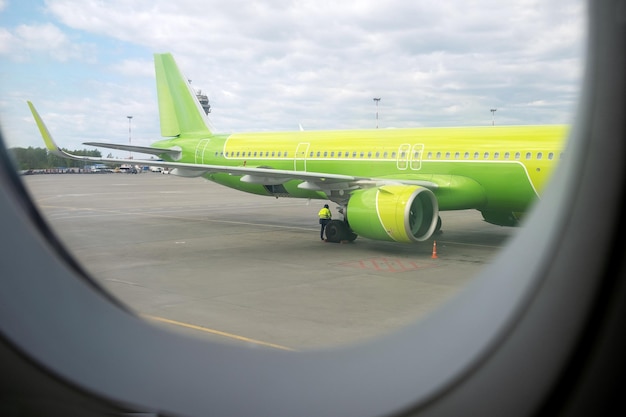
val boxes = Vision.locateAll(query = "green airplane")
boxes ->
[28,53,567,244]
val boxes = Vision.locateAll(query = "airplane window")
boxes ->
[3,0,584,366]
[494,152,500,159]
[504,152,510,159]
[537,152,543,160]
[526,152,532,159]
[9,4,626,417]
[515,152,521,159]
[484,151,490,159]
[7,2,618,417]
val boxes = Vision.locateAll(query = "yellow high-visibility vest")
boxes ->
[318,208,331,219]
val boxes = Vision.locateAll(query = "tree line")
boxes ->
[8,147,103,170]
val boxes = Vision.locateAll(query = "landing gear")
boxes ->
[325,220,358,243]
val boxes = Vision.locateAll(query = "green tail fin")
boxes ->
[154,53,213,137]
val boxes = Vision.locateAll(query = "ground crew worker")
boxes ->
[318,204,332,240]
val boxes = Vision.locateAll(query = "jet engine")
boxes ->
[346,185,439,243]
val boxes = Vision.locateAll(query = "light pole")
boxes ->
[127,115,133,158]
[490,108,497,126]
[373,98,381,128]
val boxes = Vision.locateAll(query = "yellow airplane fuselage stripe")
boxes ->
[224,126,560,184]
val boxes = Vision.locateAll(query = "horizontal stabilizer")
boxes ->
[83,142,181,159]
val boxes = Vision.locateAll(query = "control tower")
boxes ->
[188,79,211,115]
[196,90,211,115]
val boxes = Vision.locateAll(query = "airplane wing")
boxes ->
[28,101,439,191]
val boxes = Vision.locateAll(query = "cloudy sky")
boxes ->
[0,0,585,154]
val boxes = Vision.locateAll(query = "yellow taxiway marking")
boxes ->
[143,314,295,351]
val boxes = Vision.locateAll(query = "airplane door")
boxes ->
[195,139,211,164]
[397,144,411,170]
[410,144,424,170]
[295,142,309,171]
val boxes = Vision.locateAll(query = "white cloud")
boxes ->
[0,22,95,62]
[109,58,155,78]
[16,23,65,50]
[0,27,13,54]
[2,0,586,151]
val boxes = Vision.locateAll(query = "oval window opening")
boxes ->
[7,0,584,351]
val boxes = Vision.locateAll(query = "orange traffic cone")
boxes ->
[431,241,438,259]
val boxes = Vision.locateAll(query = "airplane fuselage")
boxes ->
[153,125,566,216]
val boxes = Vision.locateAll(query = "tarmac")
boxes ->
[22,172,514,350]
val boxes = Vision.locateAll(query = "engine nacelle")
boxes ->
[346,185,439,243]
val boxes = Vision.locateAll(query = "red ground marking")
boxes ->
[338,257,438,273]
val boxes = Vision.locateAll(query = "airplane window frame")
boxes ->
[1,1,625,416]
